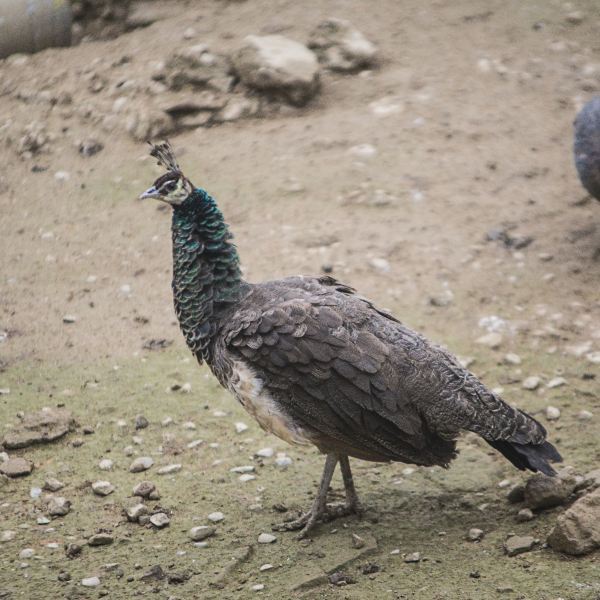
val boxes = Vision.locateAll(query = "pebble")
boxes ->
[404,552,421,563]
[98,459,113,471]
[157,464,181,475]
[129,456,154,472]
[475,332,503,349]
[0,457,33,477]
[181,382,192,393]
[81,576,100,587]
[30,486,42,498]
[516,508,534,522]
[390,548,400,555]
[189,526,216,541]
[1,530,16,542]
[577,410,593,421]
[504,353,521,365]
[149,512,170,528]
[230,465,255,474]
[132,435,143,445]
[504,535,537,556]
[43,477,65,492]
[161,417,174,427]
[54,171,70,183]
[586,351,600,364]
[351,533,365,548]
[91,480,114,496]
[207,512,224,522]
[547,377,567,389]
[348,143,377,159]
[182,421,196,430]
[369,257,391,273]
[275,454,293,468]
[187,439,203,449]
[47,496,71,516]
[258,533,277,544]
[524,471,576,509]
[256,447,274,458]
[88,533,113,546]
[239,474,256,482]
[125,503,148,522]
[132,481,156,498]
[545,406,561,421]
[37,516,50,525]
[135,415,149,430]
[235,422,249,433]
[467,528,484,541]
[251,584,265,591]
[19,548,34,559]
[259,564,274,571]
[522,376,541,390]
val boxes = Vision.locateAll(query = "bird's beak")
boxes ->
[139,185,160,200]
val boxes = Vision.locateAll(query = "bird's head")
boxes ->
[139,141,193,206]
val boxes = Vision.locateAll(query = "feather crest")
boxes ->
[149,140,181,173]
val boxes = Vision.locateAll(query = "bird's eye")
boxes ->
[161,180,177,193]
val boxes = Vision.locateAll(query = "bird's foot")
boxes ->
[272,502,362,539]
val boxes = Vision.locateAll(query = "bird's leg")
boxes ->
[338,455,363,513]
[272,453,338,537]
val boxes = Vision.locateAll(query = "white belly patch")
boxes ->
[228,361,310,446]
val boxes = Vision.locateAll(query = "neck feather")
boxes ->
[171,188,244,360]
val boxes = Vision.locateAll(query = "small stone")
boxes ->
[19,548,34,559]
[348,143,377,159]
[149,512,170,528]
[504,353,521,365]
[181,382,192,393]
[467,528,484,541]
[506,484,525,504]
[404,552,421,563]
[258,533,277,544]
[565,11,584,24]
[390,548,400,555]
[369,257,390,273]
[54,171,70,183]
[81,576,100,587]
[351,533,365,548]
[586,351,600,364]
[547,377,567,389]
[92,481,114,496]
[230,465,255,474]
[98,459,113,471]
[256,447,274,458]
[43,477,65,492]
[65,543,82,558]
[239,474,256,482]
[161,417,174,427]
[577,410,593,421]
[259,563,274,571]
[182,421,196,430]
[58,571,71,582]
[132,481,156,498]
[545,406,561,421]
[516,508,534,522]
[503,535,537,556]
[47,496,71,516]
[0,457,33,477]
[524,471,576,510]
[88,533,113,546]
[71,437,84,448]
[235,422,249,433]
[78,139,103,157]
[522,376,541,390]
[187,439,203,449]
[125,503,148,522]
[135,415,149,430]
[37,516,50,524]
[189,526,215,541]
[1,530,16,542]
[129,456,153,472]
[251,584,265,591]
[475,332,503,349]
[207,511,224,522]
[275,455,293,469]
[157,464,181,475]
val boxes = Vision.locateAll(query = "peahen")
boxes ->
[140,141,562,537]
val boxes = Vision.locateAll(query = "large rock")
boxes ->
[574,96,600,200]
[232,35,320,106]
[547,488,600,555]
[524,471,576,510]
[2,408,75,449]
[308,18,377,72]
[0,457,33,477]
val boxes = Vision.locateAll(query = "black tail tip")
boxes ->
[488,439,563,476]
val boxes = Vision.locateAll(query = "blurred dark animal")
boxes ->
[139,141,562,537]
[574,96,600,200]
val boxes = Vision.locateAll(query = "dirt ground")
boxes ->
[0,0,599,598]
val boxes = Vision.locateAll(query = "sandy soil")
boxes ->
[0,1,599,598]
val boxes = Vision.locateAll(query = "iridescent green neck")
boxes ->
[171,188,245,361]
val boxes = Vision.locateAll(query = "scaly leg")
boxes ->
[273,454,363,538]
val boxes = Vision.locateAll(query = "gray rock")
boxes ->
[134,415,149,430]
[149,512,170,528]
[404,552,421,563]
[81,576,100,587]
[547,488,600,555]
[516,508,535,522]
[506,483,525,504]
[124,503,148,522]
[574,96,600,200]
[98,459,113,471]
[132,480,156,498]
[65,543,82,558]
[545,406,561,421]
[257,532,277,544]
[581,469,600,491]
[129,456,154,473]
[522,376,541,390]
[467,528,484,541]
[91,481,114,496]
[79,139,103,158]
[2,408,75,449]
[232,35,320,106]
[157,464,181,475]
[475,332,503,349]
[503,535,537,556]
[189,525,216,541]
[0,457,33,477]
[165,45,231,91]
[88,533,113,547]
[47,496,71,516]
[308,18,377,72]
[524,471,576,509]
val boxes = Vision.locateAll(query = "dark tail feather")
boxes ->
[487,439,563,476]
